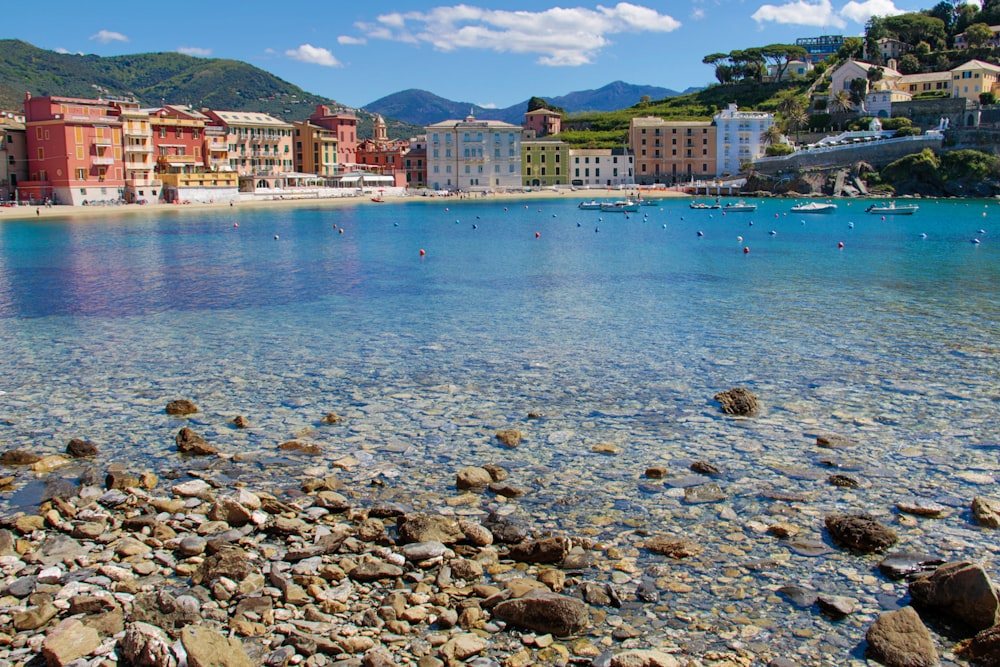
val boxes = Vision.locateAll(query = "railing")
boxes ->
[92,157,115,165]
[125,144,153,153]
[93,136,113,146]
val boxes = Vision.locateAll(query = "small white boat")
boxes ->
[600,200,640,213]
[866,201,919,215]
[791,201,838,213]
[578,200,603,210]
[723,200,757,212]
[641,199,659,206]
[689,200,721,210]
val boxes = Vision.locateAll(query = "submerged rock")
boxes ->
[713,387,758,416]
[909,561,1000,632]
[824,513,897,554]
[165,399,199,416]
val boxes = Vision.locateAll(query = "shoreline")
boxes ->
[0,188,691,223]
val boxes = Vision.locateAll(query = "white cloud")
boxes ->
[357,2,681,67]
[752,0,844,28]
[285,44,342,67]
[338,35,367,45]
[840,0,905,24]
[89,30,129,44]
[691,8,706,20]
[54,47,70,54]
[178,46,212,57]
[478,102,498,108]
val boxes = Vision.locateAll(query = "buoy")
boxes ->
[455,220,459,224]
[769,230,777,236]
[838,241,844,249]
[979,228,986,234]
[737,235,743,242]
[743,246,750,254]
[419,248,426,256]
[445,208,449,212]
[774,213,779,218]
[748,221,754,226]
[503,207,508,211]
[881,216,886,221]
[577,222,581,227]
[848,222,854,228]
[233,223,238,228]
[972,238,981,244]
[535,232,540,238]
[274,235,279,240]
[920,233,927,239]
[394,222,399,227]
[473,224,478,229]
[697,230,704,237]
[339,228,344,234]
[333,224,338,229]
[662,224,666,228]
[595,227,600,233]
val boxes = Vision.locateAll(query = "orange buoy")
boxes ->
[743,246,750,254]
[419,249,426,257]
[838,241,844,248]
[233,223,238,228]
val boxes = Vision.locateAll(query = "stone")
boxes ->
[829,474,860,488]
[278,440,321,455]
[231,415,250,428]
[817,594,858,618]
[397,513,464,544]
[878,552,945,581]
[349,558,404,582]
[644,536,702,559]
[909,561,1000,632]
[32,455,71,473]
[897,498,948,518]
[176,427,218,456]
[173,479,212,498]
[483,464,508,481]
[489,482,529,498]
[491,589,590,636]
[66,438,99,458]
[607,649,682,667]
[13,603,58,630]
[824,513,897,554]
[816,433,859,449]
[120,622,177,667]
[106,471,140,489]
[865,606,938,667]
[166,399,199,416]
[439,633,487,663]
[458,518,493,546]
[713,387,758,416]
[972,497,1000,529]
[683,483,727,504]
[320,412,344,424]
[178,536,208,557]
[401,541,450,561]
[957,623,1000,666]
[495,430,522,448]
[0,449,42,465]
[456,466,493,489]
[508,536,570,564]
[182,624,254,667]
[690,460,720,475]
[42,617,101,666]
[193,547,255,586]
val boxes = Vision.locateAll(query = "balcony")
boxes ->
[93,136,113,146]
[92,156,115,165]
[126,127,153,138]
[125,143,153,153]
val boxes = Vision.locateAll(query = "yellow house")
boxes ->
[951,59,1000,102]
[292,121,339,177]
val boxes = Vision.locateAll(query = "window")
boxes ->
[76,168,87,180]
[37,148,44,160]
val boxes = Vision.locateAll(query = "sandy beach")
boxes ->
[0,187,689,222]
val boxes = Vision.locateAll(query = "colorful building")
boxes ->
[292,120,339,178]
[110,101,158,204]
[403,135,427,189]
[21,93,128,206]
[524,108,562,137]
[630,116,715,185]
[356,115,409,186]
[307,105,358,167]
[522,138,569,187]
[201,109,294,188]
[425,115,522,192]
[150,106,236,203]
[0,111,27,203]
[951,59,1000,102]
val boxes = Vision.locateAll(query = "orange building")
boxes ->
[21,93,130,205]
[356,115,408,186]
[629,116,716,185]
[291,120,339,177]
[307,105,357,166]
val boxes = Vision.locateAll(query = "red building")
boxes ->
[308,104,357,166]
[355,115,408,187]
[21,93,127,205]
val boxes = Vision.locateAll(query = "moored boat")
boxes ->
[578,200,603,210]
[791,201,838,213]
[866,201,919,215]
[600,200,640,213]
[722,200,757,212]
[689,200,721,210]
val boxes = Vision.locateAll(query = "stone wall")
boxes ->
[752,135,943,175]
[891,97,970,130]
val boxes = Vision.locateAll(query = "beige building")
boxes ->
[202,109,294,181]
[292,120,339,177]
[951,59,1000,102]
[829,60,903,101]
[425,115,522,192]
[568,147,633,188]
[896,71,951,97]
[0,112,27,202]
[111,100,159,204]
[630,116,715,185]
[522,138,568,187]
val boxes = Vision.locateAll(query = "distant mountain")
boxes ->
[0,39,422,140]
[364,81,697,126]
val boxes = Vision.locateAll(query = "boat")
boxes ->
[722,200,757,212]
[791,201,838,214]
[578,200,603,210]
[689,200,721,210]
[866,201,919,215]
[600,200,640,213]
[641,199,659,207]
[371,196,385,203]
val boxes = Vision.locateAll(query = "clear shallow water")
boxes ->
[2,197,999,663]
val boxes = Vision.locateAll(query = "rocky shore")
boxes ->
[2,393,1000,667]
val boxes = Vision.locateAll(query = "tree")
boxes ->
[761,124,785,147]
[784,108,809,144]
[761,43,808,81]
[883,13,948,50]
[527,97,564,114]
[837,37,865,61]
[776,91,807,118]
[898,54,922,74]
[638,95,652,108]
[849,77,870,108]
[964,22,995,48]
[955,2,979,34]
[981,91,998,105]
[925,1,958,32]
[830,90,853,113]
[865,16,886,65]
[703,53,730,84]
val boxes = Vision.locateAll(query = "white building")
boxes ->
[714,103,775,177]
[425,115,522,192]
[568,147,634,188]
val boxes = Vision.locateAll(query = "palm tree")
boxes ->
[784,109,810,145]
[761,124,785,148]
[829,90,853,114]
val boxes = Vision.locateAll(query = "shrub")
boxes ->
[765,143,794,156]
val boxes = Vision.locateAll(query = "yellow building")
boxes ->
[522,138,568,187]
[292,121,339,177]
[630,116,715,185]
[201,109,294,181]
[951,59,1000,102]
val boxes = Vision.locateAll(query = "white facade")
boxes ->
[425,115,522,191]
[714,104,775,177]
[568,148,634,188]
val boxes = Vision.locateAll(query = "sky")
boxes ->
[6,0,953,110]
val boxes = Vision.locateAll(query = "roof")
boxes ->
[525,108,562,116]
[205,110,293,128]
[833,59,902,79]
[630,116,712,127]
[951,59,1000,74]
[897,71,951,84]
[425,117,522,130]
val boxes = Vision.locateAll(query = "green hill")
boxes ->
[0,39,421,140]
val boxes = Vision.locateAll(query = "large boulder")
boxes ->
[713,387,758,416]
[865,606,939,667]
[181,625,253,667]
[397,513,464,545]
[825,513,897,554]
[957,623,1000,666]
[491,589,590,636]
[909,561,1000,632]
[508,536,570,564]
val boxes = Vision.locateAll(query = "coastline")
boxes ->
[0,187,690,223]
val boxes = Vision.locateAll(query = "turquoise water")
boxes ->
[2,197,999,662]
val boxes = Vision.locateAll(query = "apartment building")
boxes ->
[522,138,568,187]
[630,116,715,185]
[568,147,633,188]
[0,112,27,203]
[951,59,1000,102]
[21,93,127,205]
[356,115,409,186]
[714,104,774,177]
[403,135,427,189]
[425,115,522,192]
[524,108,562,137]
[291,120,339,178]
[150,105,237,203]
[307,105,358,166]
[112,100,159,204]
[201,109,294,184]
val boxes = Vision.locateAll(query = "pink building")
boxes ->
[524,108,562,137]
[21,93,128,205]
[356,115,408,186]
[308,105,358,166]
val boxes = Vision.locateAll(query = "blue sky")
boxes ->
[8,0,945,110]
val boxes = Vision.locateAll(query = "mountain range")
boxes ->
[0,39,693,139]
[363,81,697,126]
